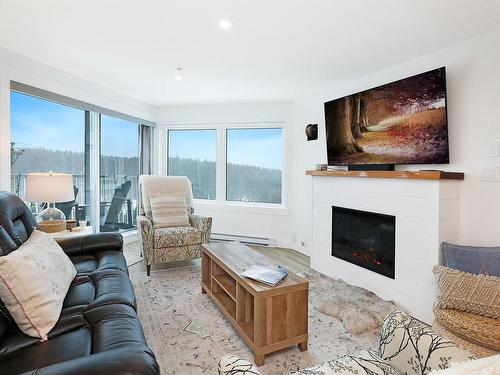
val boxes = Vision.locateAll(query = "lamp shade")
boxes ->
[24,173,74,203]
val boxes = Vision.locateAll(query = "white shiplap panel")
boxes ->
[310,176,461,323]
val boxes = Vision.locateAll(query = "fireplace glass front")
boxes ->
[331,206,395,279]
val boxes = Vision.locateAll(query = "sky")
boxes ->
[11,91,139,157]
[168,128,282,170]
[11,91,282,167]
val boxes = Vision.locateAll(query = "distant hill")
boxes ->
[11,147,138,176]
[12,148,282,204]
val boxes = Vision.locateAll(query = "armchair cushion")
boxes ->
[154,226,201,247]
[149,193,189,228]
[139,175,194,220]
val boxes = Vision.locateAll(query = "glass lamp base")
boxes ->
[37,206,67,233]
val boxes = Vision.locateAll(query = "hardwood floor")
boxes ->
[124,241,310,274]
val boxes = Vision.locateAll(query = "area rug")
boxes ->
[124,253,143,267]
[130,266,395,375]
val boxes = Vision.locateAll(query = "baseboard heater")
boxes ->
[211,233,274,247]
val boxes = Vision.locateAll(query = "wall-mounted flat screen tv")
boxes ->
[324,67,449,166]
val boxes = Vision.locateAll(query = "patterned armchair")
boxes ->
[138,175,212,276]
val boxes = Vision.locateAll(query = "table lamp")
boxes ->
[25,172,74,233]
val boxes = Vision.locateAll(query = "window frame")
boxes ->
[166,127,218,201]
[164,123,286,209]
[225,126,284,206]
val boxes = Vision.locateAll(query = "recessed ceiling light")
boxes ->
[174,67,183,81]
[218,19,232,29]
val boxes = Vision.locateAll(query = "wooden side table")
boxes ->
[201,242,309,366]
[49,226,94,240]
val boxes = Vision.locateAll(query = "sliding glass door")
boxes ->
[100,115,139,232]
[10,86,150,233]
[10,91,92,224]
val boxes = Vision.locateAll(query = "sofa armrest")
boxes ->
[21,348,159,375]
[189,213,212,243]
[218,355,261,375]
[378,310,476,374]
[56,233,123,257]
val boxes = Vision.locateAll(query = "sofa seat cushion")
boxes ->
[434,308,500,352]
[0,327,92,374]
[288,350,399,375]
[0,314,88,358]
[0,304,154,375]
[63,270,136,312]
[70,250,128,275]
[153,226,201,247]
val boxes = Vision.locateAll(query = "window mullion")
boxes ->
[217,127,226,203]
[88,112,100,232]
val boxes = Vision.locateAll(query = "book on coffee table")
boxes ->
[241,265,288,286]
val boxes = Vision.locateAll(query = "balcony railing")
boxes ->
[11,173,138,231]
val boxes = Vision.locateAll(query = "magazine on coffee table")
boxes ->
[241,265,288,286]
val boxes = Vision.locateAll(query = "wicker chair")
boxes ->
[138,175,212,276]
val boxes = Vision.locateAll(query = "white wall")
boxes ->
[156,101,295,248]
[291,29,500,256]
[0,47,156,190]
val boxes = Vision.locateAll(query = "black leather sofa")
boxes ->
[0,192,160,375]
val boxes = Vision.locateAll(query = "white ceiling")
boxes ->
[1,0,500,106]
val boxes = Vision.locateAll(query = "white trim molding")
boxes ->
[0,77,11,191]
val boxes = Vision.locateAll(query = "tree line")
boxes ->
[11,147,139,176]
[12,149,282,204]
[162,156,282,204]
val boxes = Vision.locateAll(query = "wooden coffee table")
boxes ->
[201,242,308,366]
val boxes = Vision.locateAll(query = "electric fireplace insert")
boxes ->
[331,206,395,278]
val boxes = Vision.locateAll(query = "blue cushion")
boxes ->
[441,242,500,276]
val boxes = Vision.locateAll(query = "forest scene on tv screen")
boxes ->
[325,67,449,165]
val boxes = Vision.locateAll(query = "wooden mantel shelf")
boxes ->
[305,170,464,180]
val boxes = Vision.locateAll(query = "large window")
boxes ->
[167,129,216,200]
[100,115,139,232]
[166,127,284,205]
[9,85,152,233]
[226,128,282,204]
[10,91,91,222]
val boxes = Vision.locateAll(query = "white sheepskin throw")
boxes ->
[299,270,400,335]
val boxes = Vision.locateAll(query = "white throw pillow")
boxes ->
[429,354,500,375]
[149,193,190,228]
[0,230,76,340]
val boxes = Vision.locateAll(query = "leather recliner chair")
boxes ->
[0,191,160,375]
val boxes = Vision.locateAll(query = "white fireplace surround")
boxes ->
[310,175,462,323]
